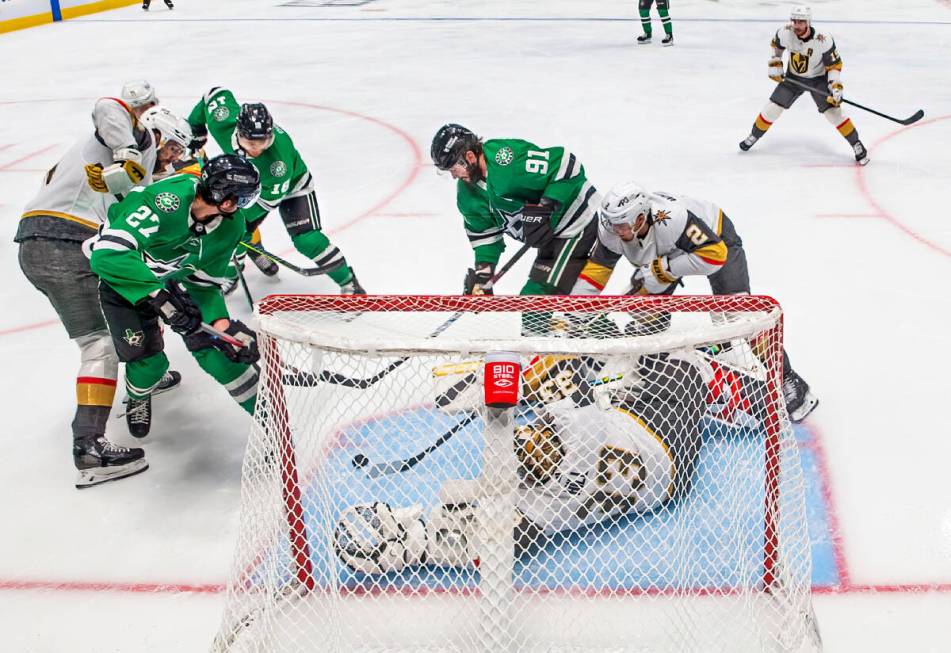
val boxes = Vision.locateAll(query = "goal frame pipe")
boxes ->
[255,294,788,599]
[262,334,315,590]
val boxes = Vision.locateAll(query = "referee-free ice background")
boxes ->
[0,0,949,650]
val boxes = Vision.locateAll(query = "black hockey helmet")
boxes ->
[236,103,274,141]
[431,123,480,171]
[199,154,261,210]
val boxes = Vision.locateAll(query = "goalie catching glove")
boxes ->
[334,501,481,574]
[85,148,146,195]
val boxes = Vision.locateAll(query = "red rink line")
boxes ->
[799,421,852,588]
[0,98,424,336]
[0,144,58,171]
[853,114,951,258]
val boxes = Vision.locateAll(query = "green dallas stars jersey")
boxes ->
[188,88,310,224]
[457,138,598,266]
[88,174,247,322]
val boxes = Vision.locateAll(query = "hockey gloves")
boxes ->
[147,282,202,336]
[826,81,843,107]
[85,159,147,196]
[521,200,558,247]
[212,320,260,365]
[188,123,209,155]
[463,263,494,295]
[768,57,784,82]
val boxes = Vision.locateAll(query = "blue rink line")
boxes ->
[256,408,839,592]
[74,16,951,27]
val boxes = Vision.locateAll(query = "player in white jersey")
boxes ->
[570,181,818,422]
[738,5,868,164]
[140,105,196,180]
[15,81,178,488]
[334,353,707,575]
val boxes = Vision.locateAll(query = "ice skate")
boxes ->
[74,436,148,488]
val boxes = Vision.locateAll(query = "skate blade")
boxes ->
[75,459,149,489]
[790,393,819,423]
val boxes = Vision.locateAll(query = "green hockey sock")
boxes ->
[639,9,652,35]
[125,352,170,400]
[659,8,672,35]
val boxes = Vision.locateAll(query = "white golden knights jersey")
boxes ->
[517,354,707,536]
[581,191,728,294]
[517,401,676,534]
[20,99,156,232]
[771,25,842,79]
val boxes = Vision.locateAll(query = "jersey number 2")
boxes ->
[125,205,159,238]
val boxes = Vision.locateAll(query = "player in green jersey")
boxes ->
[89,155,263,450]
[431,124,600,334]
[188,88,364,293]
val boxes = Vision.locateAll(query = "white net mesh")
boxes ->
[214,295,821,653]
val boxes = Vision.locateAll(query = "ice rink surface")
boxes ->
[0,0,949,650]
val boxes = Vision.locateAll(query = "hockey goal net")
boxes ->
[214,295,820,653]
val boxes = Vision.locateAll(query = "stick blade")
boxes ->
[900,109,925,126]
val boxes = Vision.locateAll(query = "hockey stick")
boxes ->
[782,77,924,126]
[279,240,534,389]
[231,255,255,310]
[281,310,466,389]
[237,241,345,277]
[351,411,479,478]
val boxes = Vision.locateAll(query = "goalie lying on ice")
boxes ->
[334,352,707,575]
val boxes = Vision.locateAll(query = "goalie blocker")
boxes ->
[334,352,708,574]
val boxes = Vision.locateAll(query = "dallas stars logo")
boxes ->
[213,106,230,122]
[122,329,144,347]
[155,192,180,214]
[270,161,287,177]
[495,146,514,166]
[654,209,671,224]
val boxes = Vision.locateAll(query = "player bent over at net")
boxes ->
[431,124,602,336]
[570,181,819,423]
[334,353,706,574]
[88,154,263,452]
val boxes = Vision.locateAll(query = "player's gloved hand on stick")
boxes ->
[463,263,494,295]
[826,81,843,107]
[211,319,260,365]
[521,199,558,246]
[146,282,202,335]
[628,266,651,296]
[768,57,784,82]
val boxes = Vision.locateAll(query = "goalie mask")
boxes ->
[515,423,564,484]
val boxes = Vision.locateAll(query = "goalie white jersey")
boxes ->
[517,400,676,534]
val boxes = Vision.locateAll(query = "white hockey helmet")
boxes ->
[598,181,652,228]
[141,106,193,148]
[121,80,157,108]
[790,4,812,23]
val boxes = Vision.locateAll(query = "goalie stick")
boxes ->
[782,76,924,126]
[351,411,479,478]
[238,241,345,277]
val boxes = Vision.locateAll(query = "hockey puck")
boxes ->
[351,454,369,468]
